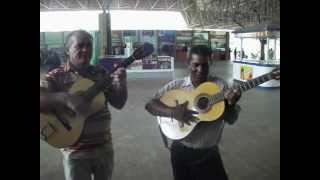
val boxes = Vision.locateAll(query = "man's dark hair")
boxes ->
[64,30,93,55]
[188,45,212,62]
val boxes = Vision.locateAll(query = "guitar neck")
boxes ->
[208,70,278,106]
[232,72,274,93]
[83,56,135,101]
[79,42,154,101]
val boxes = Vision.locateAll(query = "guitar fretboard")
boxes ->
[233,73,273,93]
[208,72,274,105]
[83,56,136,101]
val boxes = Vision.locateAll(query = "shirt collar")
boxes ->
[186,75,210,88]
[64,61,81,76]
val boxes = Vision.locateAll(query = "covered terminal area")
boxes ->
[40,1,280,180]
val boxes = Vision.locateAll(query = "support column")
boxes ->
[240,38,243,60]
[98,10,112,57]
[225,32,230,60]
[274,38,277,60]
[260,38,266,60]
[106,11,112,55]
[267,38,270,60]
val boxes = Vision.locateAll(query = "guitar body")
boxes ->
[157,82,225,140]
[40,78,105,148]
[157,68,280,140]
[40,42,155,148]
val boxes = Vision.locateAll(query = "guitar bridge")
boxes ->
[40,123,56,140]
[54,111,72,131]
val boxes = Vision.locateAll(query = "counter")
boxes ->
[233,59,280,87]
[99,55,175,78]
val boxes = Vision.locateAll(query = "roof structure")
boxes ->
[40,0,280,29]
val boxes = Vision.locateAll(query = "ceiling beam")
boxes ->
[183,1,194,11]
[179,0,190,25]
[147,0,153,9]
[183,10,190,25]
[134,0,140,9]
[151,0,160,9]
[179,0,185,10]
[96,0,103,9]
[167,0,177,10]
[105,0,112,10]
[84,0,89,8]
[189,23,200,28]
[75,0,85,9]
[54,0,68,9]
[101,0,106,8]
[40,2,50,9]
[199,10,204,27]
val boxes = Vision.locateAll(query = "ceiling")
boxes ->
[40,0,280,29]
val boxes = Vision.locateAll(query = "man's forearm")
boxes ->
[109,83,127,109]
[145,99,174,117]
[223,104,241,124]
[41,91,53,111]
[40,91,63,111]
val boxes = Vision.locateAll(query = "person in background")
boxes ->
[268,48,274,60]
[241,49,245,59]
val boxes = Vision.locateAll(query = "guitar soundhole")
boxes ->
[197,97,209,110]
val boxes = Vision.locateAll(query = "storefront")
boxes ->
[100,55,175,78]
[232,23,280,87]
[40,11,231,75]
[98,29,230,76]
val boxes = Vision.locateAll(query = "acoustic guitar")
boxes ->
[157,68,280,140]
[40,43,154,148]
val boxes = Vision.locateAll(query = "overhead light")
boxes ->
[40,10,188,32]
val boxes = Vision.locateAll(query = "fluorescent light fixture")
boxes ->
[40,10,188,32]
[190,28,234,32]
[40,11,100,32]
[110,10,187,30]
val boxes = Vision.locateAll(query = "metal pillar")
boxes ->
[274,38,277,60]
[98,2,112,57]
[267,38,270,60]
[240,38,243,60]
[99,12,107,57]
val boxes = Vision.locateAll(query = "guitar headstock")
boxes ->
[131,43,154,60]
[271,67,280,80]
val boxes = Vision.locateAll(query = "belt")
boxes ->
[69,132,112,150]
[69,142,106,150]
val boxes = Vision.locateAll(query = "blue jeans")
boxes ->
[62,143,114,180]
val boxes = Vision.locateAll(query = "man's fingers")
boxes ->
[66,108,76,117]
[233,89,241,97]
[185,113,198,120]
[187,109,199,114]
[189,116,199,123]
[224,90,231,99]
[184,121,191,126]
[182,101,189,107]
[61,105,76,117]
[114,68,125,75]
[183,116,198,125]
